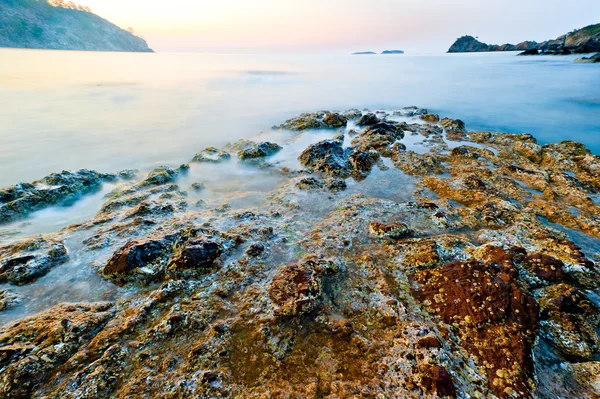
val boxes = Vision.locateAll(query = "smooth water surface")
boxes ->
[0,49,599,189]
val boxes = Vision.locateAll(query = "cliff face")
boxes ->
[448,23,600,54]
[0,0,152,52]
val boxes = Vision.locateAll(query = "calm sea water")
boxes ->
[0,49,599,323]
[0,49,599,189]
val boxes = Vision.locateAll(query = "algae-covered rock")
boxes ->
[0,236,68,285]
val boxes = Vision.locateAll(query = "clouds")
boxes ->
[83,0,600,53]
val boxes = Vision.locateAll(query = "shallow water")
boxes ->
[0,49,599,191]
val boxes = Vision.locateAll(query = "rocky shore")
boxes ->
[448,23,600,57]
[0,107,599,398]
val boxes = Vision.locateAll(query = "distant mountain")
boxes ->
[381,50,404,54]
[448,23,600,55]
[0,0,152,52]
[352,51,376,55]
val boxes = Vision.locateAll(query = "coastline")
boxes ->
[1,107,599,397]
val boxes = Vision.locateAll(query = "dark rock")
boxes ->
[296,177,324,191]
[103,234,177,276]
[356,113,379,126]
[575,52,600,63]
[523,253,565,283]
[245,243,265,257]
[519,48,540,56]
[170,237,222,270]
[238,142,282,160]
[0,236,68,285]
[325,179,347,192]
[298,139,351,178]
[0,169,116,222]
[417,364,456,398]
[349,149,380,175]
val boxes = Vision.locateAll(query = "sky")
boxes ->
[82,0,600,54]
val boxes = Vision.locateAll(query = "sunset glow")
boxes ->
[83,0,600,53]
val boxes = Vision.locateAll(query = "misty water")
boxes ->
[0,48,599,324]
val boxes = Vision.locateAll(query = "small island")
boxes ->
[352,51,377,55]
[381,50,404,54]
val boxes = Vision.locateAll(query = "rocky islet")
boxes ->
[0,107,598,397]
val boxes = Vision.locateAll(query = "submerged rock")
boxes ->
[238,142,282,161]
[0,169,116,222]
[139,165,188,187]
[192,147,231,163]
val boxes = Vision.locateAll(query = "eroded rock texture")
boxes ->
[0,108,599,398]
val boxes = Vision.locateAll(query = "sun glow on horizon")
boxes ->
[81,0,600,53]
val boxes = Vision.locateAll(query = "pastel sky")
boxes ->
[83,0,600,53]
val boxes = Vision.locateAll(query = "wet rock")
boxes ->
[353,122,405,155]
[269,258,339,317]
[538,284,600,361]
[369,220,412,240]
[139,165,188,187]
[409,259,539,398]
[325,179,347,192]
[277,111,346,130]
[102,232,180,284]
[192,147,231,163]
[296,177,324,191]
[0,289,22,311]
[245,242,265,257]
[522,253,565,283]
[420,113,440,123]
[238,142,282,161]
[349,149,380,176]
[170,236,223,270]
[392,151,446,176]
[0,169,116,222]
[0,302,116,399]
[440,118,467,141]
[356,113,380,126]
[298,139,351,178]
[416,364,457,398]
[0,236,68,285]
[322,113,348,128]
